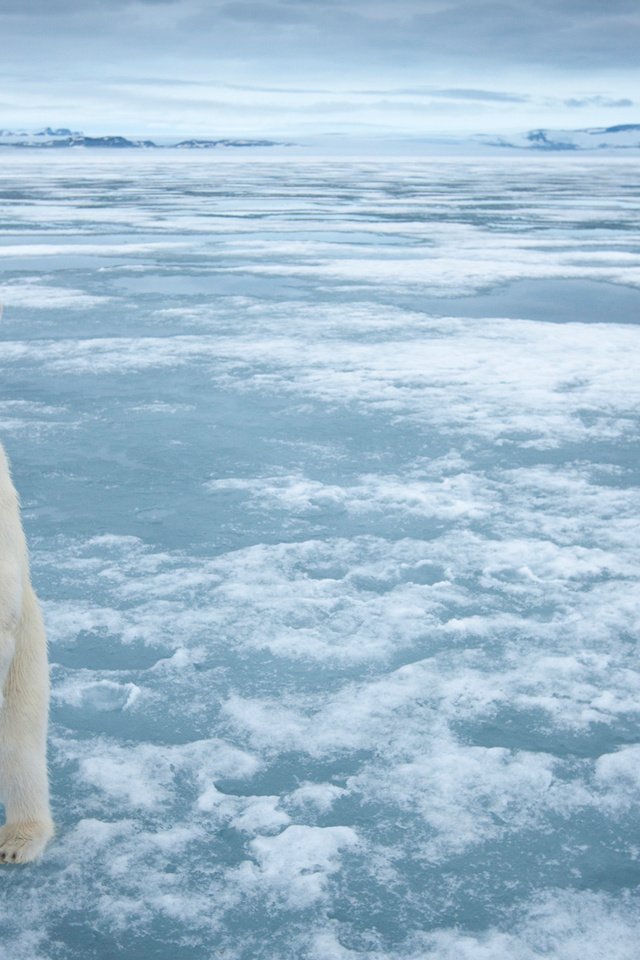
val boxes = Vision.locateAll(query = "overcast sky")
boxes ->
[1,0,638,137]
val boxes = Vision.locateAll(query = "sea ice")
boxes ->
[0,151,639,958]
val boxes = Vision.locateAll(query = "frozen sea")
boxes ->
[1,150,640,959]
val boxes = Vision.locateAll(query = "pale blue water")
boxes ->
[1,152,640,959]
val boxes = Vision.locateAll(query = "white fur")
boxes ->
[0,442,53,863]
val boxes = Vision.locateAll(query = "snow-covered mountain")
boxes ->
[0,129,286,149]
[0,127,82,140]
[477,124,640,151]
[1,124,640,151]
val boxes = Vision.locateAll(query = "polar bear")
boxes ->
[0,442,53,862]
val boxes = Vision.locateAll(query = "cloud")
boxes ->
[0,0,638,133]
[423,88,529,102]
[1,0,639,70]
[349,87,529,102]
[564,96,634,108]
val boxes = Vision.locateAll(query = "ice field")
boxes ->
[1,151,640,958]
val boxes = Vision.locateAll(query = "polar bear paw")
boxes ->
[0,819,54,864]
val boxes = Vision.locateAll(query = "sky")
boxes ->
[0,0,638,138]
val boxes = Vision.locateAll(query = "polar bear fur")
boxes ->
[0,443,53,862]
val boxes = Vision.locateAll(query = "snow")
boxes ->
[1,151,639,958]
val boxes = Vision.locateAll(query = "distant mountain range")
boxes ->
[0,127,82,138]
[1,125,639,151]
[476,124,640,151]
[0,129,287,149]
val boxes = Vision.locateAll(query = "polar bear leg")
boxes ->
[0,585,53,863]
